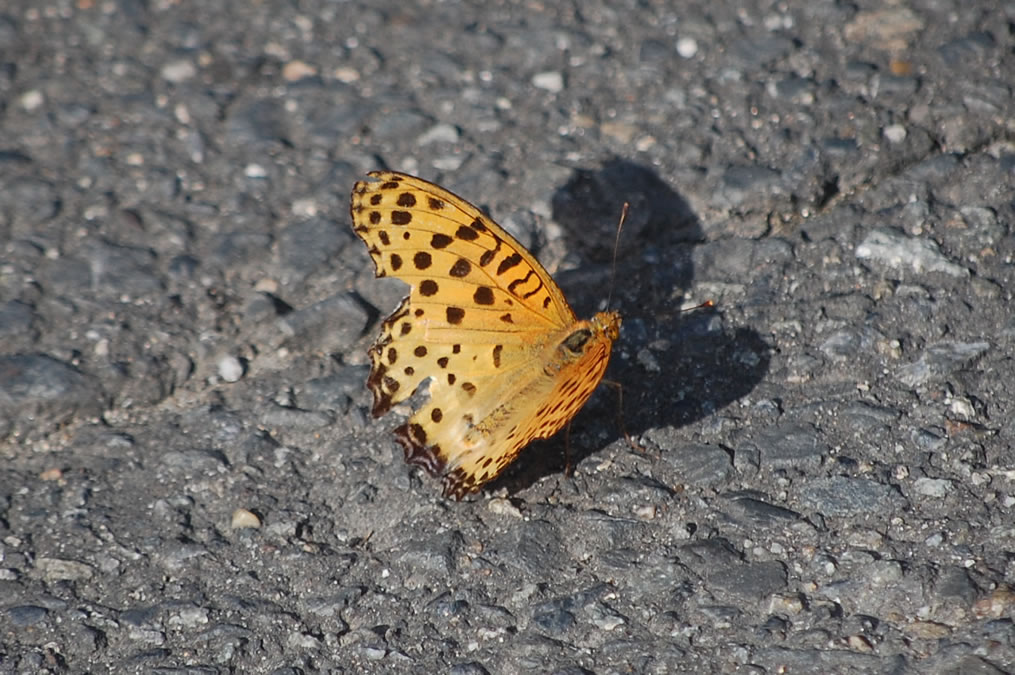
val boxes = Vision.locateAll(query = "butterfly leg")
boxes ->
[601,379,641,452]
[563,419,574,477]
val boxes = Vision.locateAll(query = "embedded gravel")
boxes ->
[1,1,1013,673]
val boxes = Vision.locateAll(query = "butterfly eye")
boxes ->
[562,329,592,355]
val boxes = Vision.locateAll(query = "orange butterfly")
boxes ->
[350,171,620,499]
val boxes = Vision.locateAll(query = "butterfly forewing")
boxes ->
[351,171,575,327]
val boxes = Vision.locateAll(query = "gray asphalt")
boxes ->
[1,1,1013,673]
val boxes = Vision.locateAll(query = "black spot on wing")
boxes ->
[450,258,471,277]
[473,287,494,305]
[431,233,453,249]
[414,251,432,270]
[507,270,544,299]
[497,252,522,275]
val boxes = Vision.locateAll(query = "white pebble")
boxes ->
[532,71,564,93]
[676,37,698,59]
[244,163,268,178]
[947,396,976,419]
[418,122,461,145]
[218,355,244,383]
[883,124,907,143]
[19,90,44,111]
[161,59,197,84]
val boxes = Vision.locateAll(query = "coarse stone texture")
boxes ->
[1,0,1012,672]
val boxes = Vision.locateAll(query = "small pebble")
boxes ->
[676,37,699,58]
[20,90,44,111]
[231,509,262,529]
[283,60,318,82]
[218,355,244,383]
[883,124,907,143]
[532,71,564,93]
[161,59,197,83]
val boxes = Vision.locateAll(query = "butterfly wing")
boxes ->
[350,171,618,498]
[413,312,620,499]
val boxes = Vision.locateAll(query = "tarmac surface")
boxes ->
[1,1,1013,672]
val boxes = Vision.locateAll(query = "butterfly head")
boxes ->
[558,311,621,363]
[592,310,621,343]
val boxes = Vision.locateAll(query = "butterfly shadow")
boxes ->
[491,159,771,496]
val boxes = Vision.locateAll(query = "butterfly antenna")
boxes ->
[606,202,629,311]
[682,299,716,312]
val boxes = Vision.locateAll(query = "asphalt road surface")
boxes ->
[1,1,1013,672]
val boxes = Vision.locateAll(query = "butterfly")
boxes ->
[350,171,621,499]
